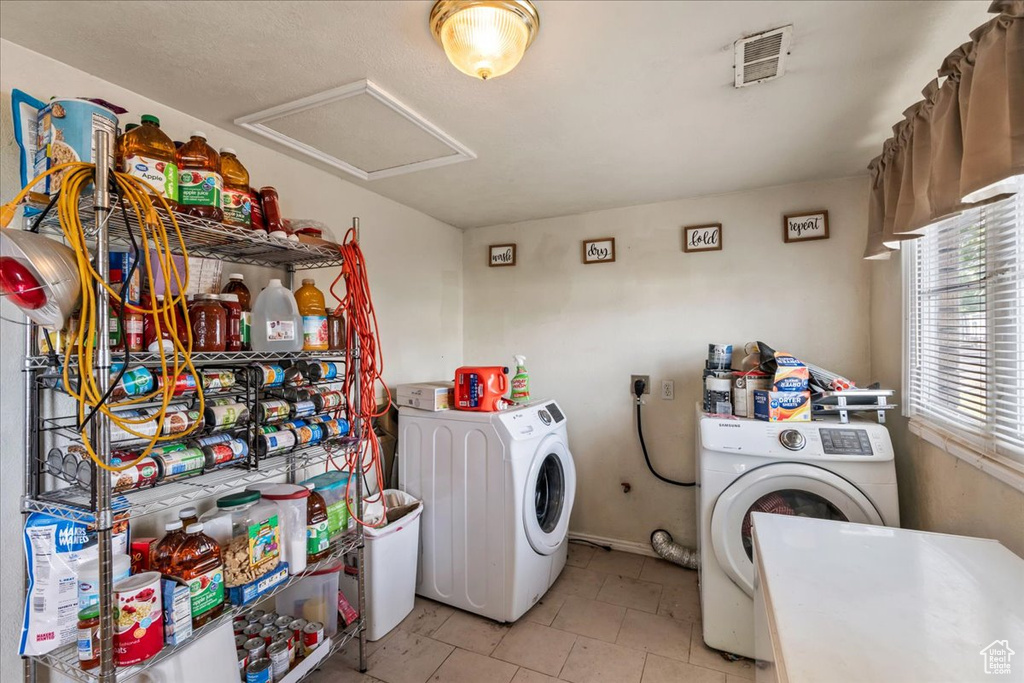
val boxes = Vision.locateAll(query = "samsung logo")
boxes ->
[718,423,740,428]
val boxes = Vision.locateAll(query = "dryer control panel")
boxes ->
[698,406,893,462]
[496,401,567,440]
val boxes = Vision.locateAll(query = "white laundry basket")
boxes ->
[341,490,423,641]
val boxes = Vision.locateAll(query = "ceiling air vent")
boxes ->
[734,25,792,88]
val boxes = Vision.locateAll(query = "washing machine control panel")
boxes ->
[496,401,567,440]
[818,428,874,455]
[779,430,806,451]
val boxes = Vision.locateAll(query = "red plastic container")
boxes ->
[454,366,509,411]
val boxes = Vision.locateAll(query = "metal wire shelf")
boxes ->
[28,536,363,683]
[25,349,347,371]
[23,440,358,524]
[32,195,345,269]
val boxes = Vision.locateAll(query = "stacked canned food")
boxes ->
[234,610,325,682]
[256,415,350,459]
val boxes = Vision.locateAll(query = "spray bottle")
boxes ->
[511,355,530,404]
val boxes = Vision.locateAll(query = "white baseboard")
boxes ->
[568,531,660,559]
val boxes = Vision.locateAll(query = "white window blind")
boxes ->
[906,189,1024,465]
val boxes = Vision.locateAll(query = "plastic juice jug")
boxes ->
[219,148,252,229]
[305,483,330,563]
[175,131,223,222]
[454,366,509,411]
[221,273,252,350]
[151,520,187,573]
[251,278,303,352]
[114,122,137,169]
[295,279,328,351]
[122,115,178,206]
[170,523,225,628]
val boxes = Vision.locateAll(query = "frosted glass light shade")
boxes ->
[431,1,539,81]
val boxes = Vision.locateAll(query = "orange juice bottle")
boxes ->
[295,279,328,351]
[175,131,223,222]
[219,148,252,229]
[122,115,178,207]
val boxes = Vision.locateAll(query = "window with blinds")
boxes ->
[905,189,1024,466]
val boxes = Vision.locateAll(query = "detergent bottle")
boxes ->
[511,355,530,404]
[454,366,509,411]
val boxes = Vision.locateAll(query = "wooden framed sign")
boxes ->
[582,237,616,264]
[784,210,829,243]
[489,243,516,267]
[683,223,722,253]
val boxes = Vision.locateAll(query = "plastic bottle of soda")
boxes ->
[295,279,328,351]
[221,273,252,351]
[219,148,252,229]
[170,523,225,628]
[122,115,178,207]
[175,131,223,222]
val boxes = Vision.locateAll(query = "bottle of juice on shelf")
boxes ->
[151,520,187,573]
[175,131,223,222]
[221,273,252,351]
[178,506,199,529]
[122,115,178,206]
[305,483,330,563]
[114,122,137,170]
[295,279,328,351]
[170,522,225,628]
[251,279,303,352]
[219,148,252,229]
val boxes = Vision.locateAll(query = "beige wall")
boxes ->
[0,40,463,674]
[869,248,1024,557]
[463,177,872,548]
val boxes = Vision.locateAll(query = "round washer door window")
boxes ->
[524,434,576,555]
[710,463,883,597]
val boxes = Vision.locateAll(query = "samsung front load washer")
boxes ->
[399,401,576,622]
[695,405,899,659]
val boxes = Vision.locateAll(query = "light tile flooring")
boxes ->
[308,544,756,683]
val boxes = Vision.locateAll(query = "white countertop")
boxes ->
[751,514,1024,683]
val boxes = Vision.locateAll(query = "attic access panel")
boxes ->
[234,79,476,180]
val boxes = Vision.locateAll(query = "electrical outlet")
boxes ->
[631,375,650,395]
[661,380,675,400]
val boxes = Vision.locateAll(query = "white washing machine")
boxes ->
[695,406,899,659]
[399,401,576,622]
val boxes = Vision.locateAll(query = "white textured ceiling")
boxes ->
[0,0,991,229]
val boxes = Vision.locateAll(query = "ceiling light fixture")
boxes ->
[430,0,539,81]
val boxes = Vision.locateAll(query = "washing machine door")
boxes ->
[710,462,883,597]
[524,433,576,555]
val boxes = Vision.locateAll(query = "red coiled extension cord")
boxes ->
[327,226,393,527]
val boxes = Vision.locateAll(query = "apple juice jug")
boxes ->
[175,131,223,222]
[151,519,187,573]
[122,115,178,206]
[295,279,328,351]
[170,522,225,628]
[222,273,252,351]
[219,148,252,228]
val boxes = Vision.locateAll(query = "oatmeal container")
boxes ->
[112,572,164,666]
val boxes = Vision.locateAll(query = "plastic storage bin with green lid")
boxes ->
[300,471,353,540]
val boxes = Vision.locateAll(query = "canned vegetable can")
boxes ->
[205,402,250,430]
[245,657,273,683]
[154,448,206,481]
[260,400,290,423]
[244,636,267,661]
[302,621,324,655]
[268,640,289,681]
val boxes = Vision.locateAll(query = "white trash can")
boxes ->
[340,489,423,641]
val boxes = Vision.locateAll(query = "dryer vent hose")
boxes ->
[650,529,699,570]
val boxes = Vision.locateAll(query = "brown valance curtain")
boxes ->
[864,0,1024,259]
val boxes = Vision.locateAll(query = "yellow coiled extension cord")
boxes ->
[2,162,206,473]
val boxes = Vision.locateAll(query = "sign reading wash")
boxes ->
[981,640,1015,675]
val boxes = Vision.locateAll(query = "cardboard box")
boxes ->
[227,562,289,605]
[396,382,453,411]
[161,578,193,646]
[109,252,141,305]
[130,538,157,574]
[770,353,810,392]
[753,390,811,422]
